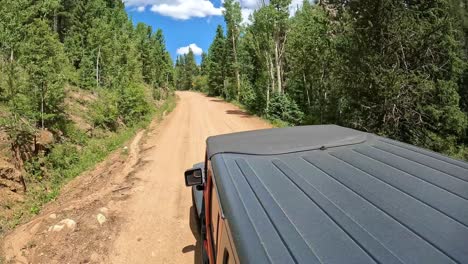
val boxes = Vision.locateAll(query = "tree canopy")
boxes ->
[194,0,468,159]
[0,0,174,189]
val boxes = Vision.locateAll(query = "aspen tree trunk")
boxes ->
[267,52,276,96]
[53,9,58,33]
[266,52,275,111]
[266,86,270,111]
[303,72,311,109]
[267,53,275,93]
[232,32,241,101]
[96,47,101,87]
[320,67,326,124]
[7,50,14,98]
[275,40,282,94]
[41,83,45,129]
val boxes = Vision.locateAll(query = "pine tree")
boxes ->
[183,49,199,90]
[200,52,208,76]
[207,25,227,96]
[19,19,68,129]
[223,0,242,100]
[333,0,467,152]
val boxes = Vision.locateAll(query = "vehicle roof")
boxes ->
[207,125,367,158]
[208,125,468,264]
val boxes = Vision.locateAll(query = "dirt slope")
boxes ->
[1,91,271,264]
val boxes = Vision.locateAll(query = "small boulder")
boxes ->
[97,213,106,225]
[48,224,65,232]
[49,213,57,219]
[48,218,76,232]
[99,207,109,215]
[59,219,77,230]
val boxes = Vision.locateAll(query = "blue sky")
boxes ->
[126,0,226,64]
[124,0,304,64]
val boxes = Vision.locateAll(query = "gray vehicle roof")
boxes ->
[207,125,368,158]
[207,125,468,264]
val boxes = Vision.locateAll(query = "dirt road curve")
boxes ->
[110,91,271,263]
[1,91,270,264]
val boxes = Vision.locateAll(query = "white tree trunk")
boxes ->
[267,53,276,97]
[41,83,45,129]
[232,32,241,101]
[303,72,311,109]
[274,40,282,94]
[96,47,101,87]
[267,52,276,111]
[53,9,58,33]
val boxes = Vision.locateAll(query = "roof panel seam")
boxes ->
[378,138,468,170]
[331,151,468,229]
[355,147,468,201]
[373,143,468,183]
[234,159,300,264]
[272,159,389,264]
[219,155,270,262]
[301,156,459,263]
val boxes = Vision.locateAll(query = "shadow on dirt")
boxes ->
[182,205,202,264]
[225,109,252,118]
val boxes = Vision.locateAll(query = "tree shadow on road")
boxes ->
[182,206,202,264]
[225,109,253,118]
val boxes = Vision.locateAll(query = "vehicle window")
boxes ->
[210,184,220,254]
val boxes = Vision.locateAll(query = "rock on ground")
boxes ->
[48,219,77,232]
[97,214,107,225]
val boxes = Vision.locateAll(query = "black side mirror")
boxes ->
[185,168,203,186]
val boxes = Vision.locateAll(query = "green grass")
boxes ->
[2,95,177,230]
[268,119,289,128]
[38,94,176,203]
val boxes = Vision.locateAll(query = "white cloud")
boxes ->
[124,0,309,21]
[241,8,254,25]
[289,0,304,15]
[239,0,262,10]
[124,0,172,7]
[234,0,312,24]
[177,43,203,56]
[125,0,224,20]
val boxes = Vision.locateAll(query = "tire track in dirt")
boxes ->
[1,92,271,264]
[109,92,271,264]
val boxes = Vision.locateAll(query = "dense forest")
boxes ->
[1,0,467,229]
[0,0,174,223]
[175,0,468,160]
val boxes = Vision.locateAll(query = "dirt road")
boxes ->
[110,91,270,263]
[1,91,270,264]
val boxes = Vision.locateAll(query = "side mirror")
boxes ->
[185,168,203,186]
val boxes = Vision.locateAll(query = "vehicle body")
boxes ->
[185,125,468,264]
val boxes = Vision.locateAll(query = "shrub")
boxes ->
[118,83,151,126]
[90,89,119,131]
[240,80,257,112]
[193,75,208,93]
[47,143,80,177]
[62,122,89,145]
[266,93,304,125]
